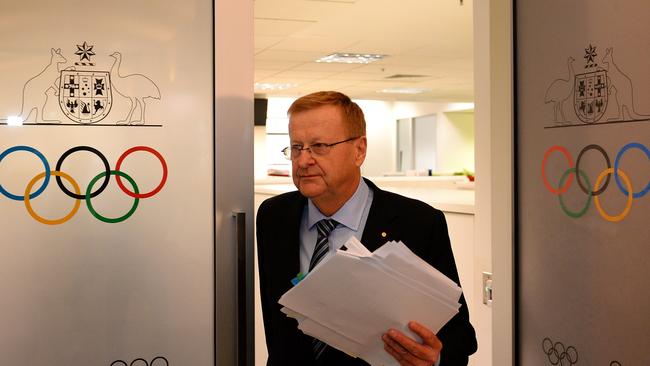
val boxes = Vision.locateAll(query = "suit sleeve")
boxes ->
[428,209,478,365]
[256,201,277,365]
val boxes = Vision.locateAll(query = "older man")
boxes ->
[256,91,477,366]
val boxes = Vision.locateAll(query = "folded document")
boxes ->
[279,237,462,366]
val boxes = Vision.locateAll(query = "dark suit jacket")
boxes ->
[256,178,477,366]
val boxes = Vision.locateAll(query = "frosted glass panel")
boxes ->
[516,1,650,364]
[0,1,214,364]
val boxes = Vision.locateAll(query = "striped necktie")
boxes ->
[309,219,338,271]
[309,218,338,361]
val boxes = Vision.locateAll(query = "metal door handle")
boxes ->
[233,210,250,366]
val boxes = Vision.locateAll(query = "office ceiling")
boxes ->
[254,0,473,102]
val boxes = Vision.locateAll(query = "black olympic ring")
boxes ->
[110,356,168,366]
[55,146,110,199]
[542,337,578,366]
[610,362,622,366]
[575,144,611,196]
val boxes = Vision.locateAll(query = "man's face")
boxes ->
[289,104,366,210]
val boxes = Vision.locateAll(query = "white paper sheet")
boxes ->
[278,237,463,366]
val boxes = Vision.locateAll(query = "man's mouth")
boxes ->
[299,173,319,178]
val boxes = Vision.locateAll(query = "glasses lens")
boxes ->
[310,143,328,156]
[282,147,291,160]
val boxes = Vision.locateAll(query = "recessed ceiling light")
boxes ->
[377,87,431,94]
[316,53,386,64]
[254,82,298,91]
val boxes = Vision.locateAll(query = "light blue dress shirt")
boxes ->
[299,178,373,274]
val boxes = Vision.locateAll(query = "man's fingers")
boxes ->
[386,329,436,360]
[408,321,443,351]
[383,335,417,366]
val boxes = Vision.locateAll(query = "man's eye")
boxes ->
[291,145,303,150]
[311,143,327,148]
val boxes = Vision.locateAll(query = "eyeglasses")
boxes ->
[282,136,361,160]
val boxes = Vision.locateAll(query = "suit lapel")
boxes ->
[360,179,399,253]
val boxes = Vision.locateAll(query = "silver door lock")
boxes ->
[482,272,493,306]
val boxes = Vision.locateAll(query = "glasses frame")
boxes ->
[282,136,361,160]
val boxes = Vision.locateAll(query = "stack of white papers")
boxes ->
[279,237,462,366]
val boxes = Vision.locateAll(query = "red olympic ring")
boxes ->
[115,146,168,199]
[542,145,574,194]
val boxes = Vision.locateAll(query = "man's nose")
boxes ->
[295,148,315,166]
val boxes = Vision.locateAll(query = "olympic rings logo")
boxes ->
[0,145,167,225]
[541,142,650,222]
[542,338,578,366]
[110,356,169,366]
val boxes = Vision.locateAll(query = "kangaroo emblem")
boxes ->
[602,47,649,121]
[19,48,68,123]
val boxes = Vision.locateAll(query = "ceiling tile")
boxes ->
[255,36,285,51]
[254,0,475,101]
[269,36,359,53]
[254,18,316,37]
[270,69,337,79]
[255,49,324,62]
[255,59,304,71]
[255,69,282,80]
[291,62,363,72]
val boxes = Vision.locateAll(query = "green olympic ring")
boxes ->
[558,167,592,218]
[86,170,139,223]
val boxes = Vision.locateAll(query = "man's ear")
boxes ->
[354,136,367,167]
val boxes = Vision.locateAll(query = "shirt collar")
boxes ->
[306,178,370,231]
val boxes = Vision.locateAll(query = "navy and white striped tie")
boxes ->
[309,219,338,271]
[309,218,338,361]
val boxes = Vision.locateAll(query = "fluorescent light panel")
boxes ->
[316,53,386,64]
[254,82,298,91]
[377,87,431,94]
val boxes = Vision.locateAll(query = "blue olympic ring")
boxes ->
[0,146,51,201]
[614,142,650,198]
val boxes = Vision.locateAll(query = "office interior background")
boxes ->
[252,1,493,365]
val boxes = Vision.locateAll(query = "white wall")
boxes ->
[393,101,474,119]
[356,99,396,176]
[437,111,475,174]
[254,126,268,178]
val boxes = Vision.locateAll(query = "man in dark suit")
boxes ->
[256,91,477,366]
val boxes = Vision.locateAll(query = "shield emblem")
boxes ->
[574,70,608,123]
[58,70,112,123]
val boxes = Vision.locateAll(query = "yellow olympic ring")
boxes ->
[593,168,633,223]
[24,171,81,225]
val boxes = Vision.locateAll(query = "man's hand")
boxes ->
[382,321,442,366]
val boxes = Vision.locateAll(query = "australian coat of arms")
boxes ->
[9,41,160,126]
[574,69,607,123]
[59,69,112,123]
[573,44,608,123]
[545,44,648,126]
